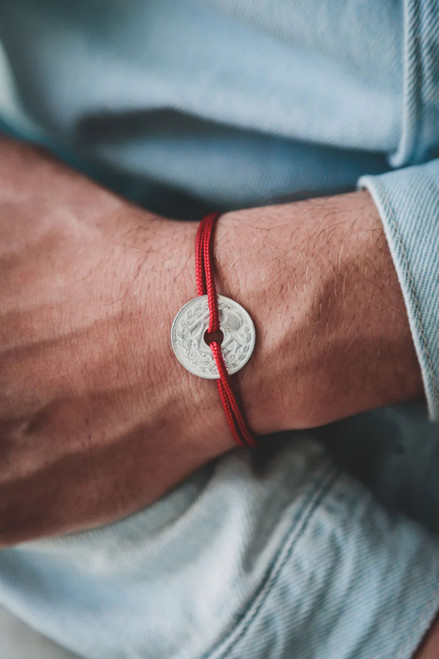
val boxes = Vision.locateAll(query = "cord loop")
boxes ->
[195,213,257,448]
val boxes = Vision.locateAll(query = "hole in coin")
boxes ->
[204,329,224,346]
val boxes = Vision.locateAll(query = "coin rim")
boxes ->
[170,294,256,379]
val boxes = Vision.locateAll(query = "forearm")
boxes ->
[0,135,424,542]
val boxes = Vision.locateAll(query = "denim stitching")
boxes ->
[374,180,439,409]
[409,0,423,164]
[205,465,340,658]
[391,0,422,166]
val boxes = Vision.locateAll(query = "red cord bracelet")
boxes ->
[171,212,257,448]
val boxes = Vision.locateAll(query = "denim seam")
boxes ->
[391,0,422,167]
[411,0,423,164]
[205,465,340,658]
[415,0,439,164]
[374,180,439,409]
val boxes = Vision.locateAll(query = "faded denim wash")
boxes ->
[0,0,439,657]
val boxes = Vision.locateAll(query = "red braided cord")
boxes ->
[195,213,257,449]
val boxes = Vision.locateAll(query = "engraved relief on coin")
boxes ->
[171,295,256,379]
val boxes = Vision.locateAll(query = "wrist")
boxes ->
[123,213,238,460]
[217,191,423,432]
[130,189,423,459]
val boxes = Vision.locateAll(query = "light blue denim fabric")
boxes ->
[0,1,439,657]
[360,162,439,421]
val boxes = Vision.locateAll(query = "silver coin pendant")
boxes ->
[171,295,256,379]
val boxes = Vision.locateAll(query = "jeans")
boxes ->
[0,407,437,658]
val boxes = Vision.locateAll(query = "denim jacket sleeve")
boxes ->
[358,0,439,420]
[359,162,439,421]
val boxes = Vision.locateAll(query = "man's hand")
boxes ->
[0,136,236,545]
[0,135,423,544]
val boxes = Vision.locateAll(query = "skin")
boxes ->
[0,134,436,655]
[415,609,439,658]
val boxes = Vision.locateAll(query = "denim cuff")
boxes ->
[359,159,439,421]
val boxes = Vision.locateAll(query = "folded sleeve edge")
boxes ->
[358,175,439,421]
